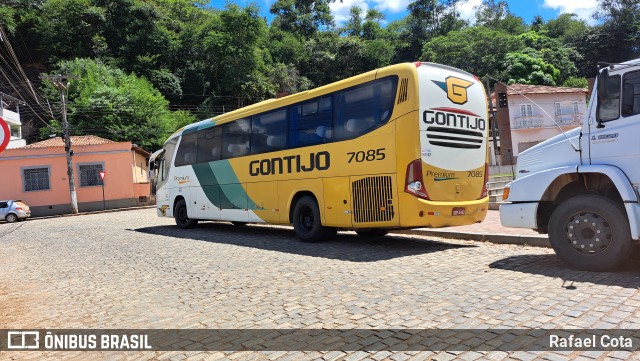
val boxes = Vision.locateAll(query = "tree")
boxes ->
[343,6,363,37]
[42,58,195,150]
[400,0,466,61]
[270,0,334,38]
[474,0,526,34]
[500,52,560,85]
[422,26,523,78]
[34,0,106,63]
[517,31,578,84]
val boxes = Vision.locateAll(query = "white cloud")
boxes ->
[542,0,599,23]
[329,0,370,24]
[370,0,412,13]
[456,0,483,24]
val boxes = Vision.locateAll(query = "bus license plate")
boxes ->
[452,207,466,216]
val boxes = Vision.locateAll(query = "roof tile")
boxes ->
[21,135,116,149]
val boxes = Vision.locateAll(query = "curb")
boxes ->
[394,229,551,248]
[27,205,156,221]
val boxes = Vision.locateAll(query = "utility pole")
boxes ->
[41,75,79,214]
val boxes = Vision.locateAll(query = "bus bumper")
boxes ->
[399,197,489,228]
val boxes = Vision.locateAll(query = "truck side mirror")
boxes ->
[597,68,609,103]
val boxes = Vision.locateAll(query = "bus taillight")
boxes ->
[405,159,429,200]
[480,162,489,199]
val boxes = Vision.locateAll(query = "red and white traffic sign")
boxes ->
[99,171,106,180]
[0,117,10,154]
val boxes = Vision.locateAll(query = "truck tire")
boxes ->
[292,196,336,242]
[174,199,198,229]
[548,195,631,271]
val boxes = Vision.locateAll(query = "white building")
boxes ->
[503,84,588,158]
[0,92,26,149]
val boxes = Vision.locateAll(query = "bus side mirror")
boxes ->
[149,160,155,171]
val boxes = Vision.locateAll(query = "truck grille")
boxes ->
[352,176,394,223]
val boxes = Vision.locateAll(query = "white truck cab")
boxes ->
[500,58,640,271]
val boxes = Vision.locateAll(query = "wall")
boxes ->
[0,142,149,217]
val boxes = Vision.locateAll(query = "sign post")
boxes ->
[0,117,10,154]
[99,171,106,210]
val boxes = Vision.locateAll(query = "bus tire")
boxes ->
[356,229,388,238]
[174,199,198,229]
[548,195,631,271]
[292,196,335,242]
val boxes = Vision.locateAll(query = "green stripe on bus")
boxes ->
[191,160,260,210]
[183,120,217,135]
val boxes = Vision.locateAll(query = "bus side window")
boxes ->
[175,132,198,167]
[335,77,397,140]
[289,96,333,148]
[223,118,251,159]
[252,109,287,154]
[198,127,222,163]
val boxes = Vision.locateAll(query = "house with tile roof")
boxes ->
[0,135,151,217]
[492,84,588,161]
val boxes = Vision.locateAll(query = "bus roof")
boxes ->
[173,62,423,139]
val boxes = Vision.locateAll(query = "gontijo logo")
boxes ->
[432,76,474,105]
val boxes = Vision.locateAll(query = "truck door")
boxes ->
[589,69,640,186]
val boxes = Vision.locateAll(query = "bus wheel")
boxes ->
[293,196,335,242]
[548,195,631,271]
[356,229,388,238]
[174,199,198,229]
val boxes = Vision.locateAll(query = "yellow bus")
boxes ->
[150,62,489,241]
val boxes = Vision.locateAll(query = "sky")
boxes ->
[210,0,600,26]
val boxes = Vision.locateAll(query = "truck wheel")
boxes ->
[548,195,631,271]
[174,199,198,229]
[292,196,335,242]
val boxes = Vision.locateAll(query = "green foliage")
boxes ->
[422,27,523,78]
[6,0,640,149]
[501,52,560,85]
[42,58,196,149]
[562,77,588,88]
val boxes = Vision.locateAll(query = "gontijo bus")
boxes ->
[149,62,490,241]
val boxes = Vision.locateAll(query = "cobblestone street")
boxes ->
[1,209,640,360]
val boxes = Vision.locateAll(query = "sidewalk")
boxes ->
[396,210,551,248]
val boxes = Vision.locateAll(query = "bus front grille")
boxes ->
[352,176,395,223]
[426,126,483,149]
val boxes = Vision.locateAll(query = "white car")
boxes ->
[0,200,31,223]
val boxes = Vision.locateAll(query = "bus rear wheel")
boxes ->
[293,196,336,242]
[548,195,631,271]
[174,199,198,229]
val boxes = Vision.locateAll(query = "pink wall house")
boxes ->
[0,135,151,217]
